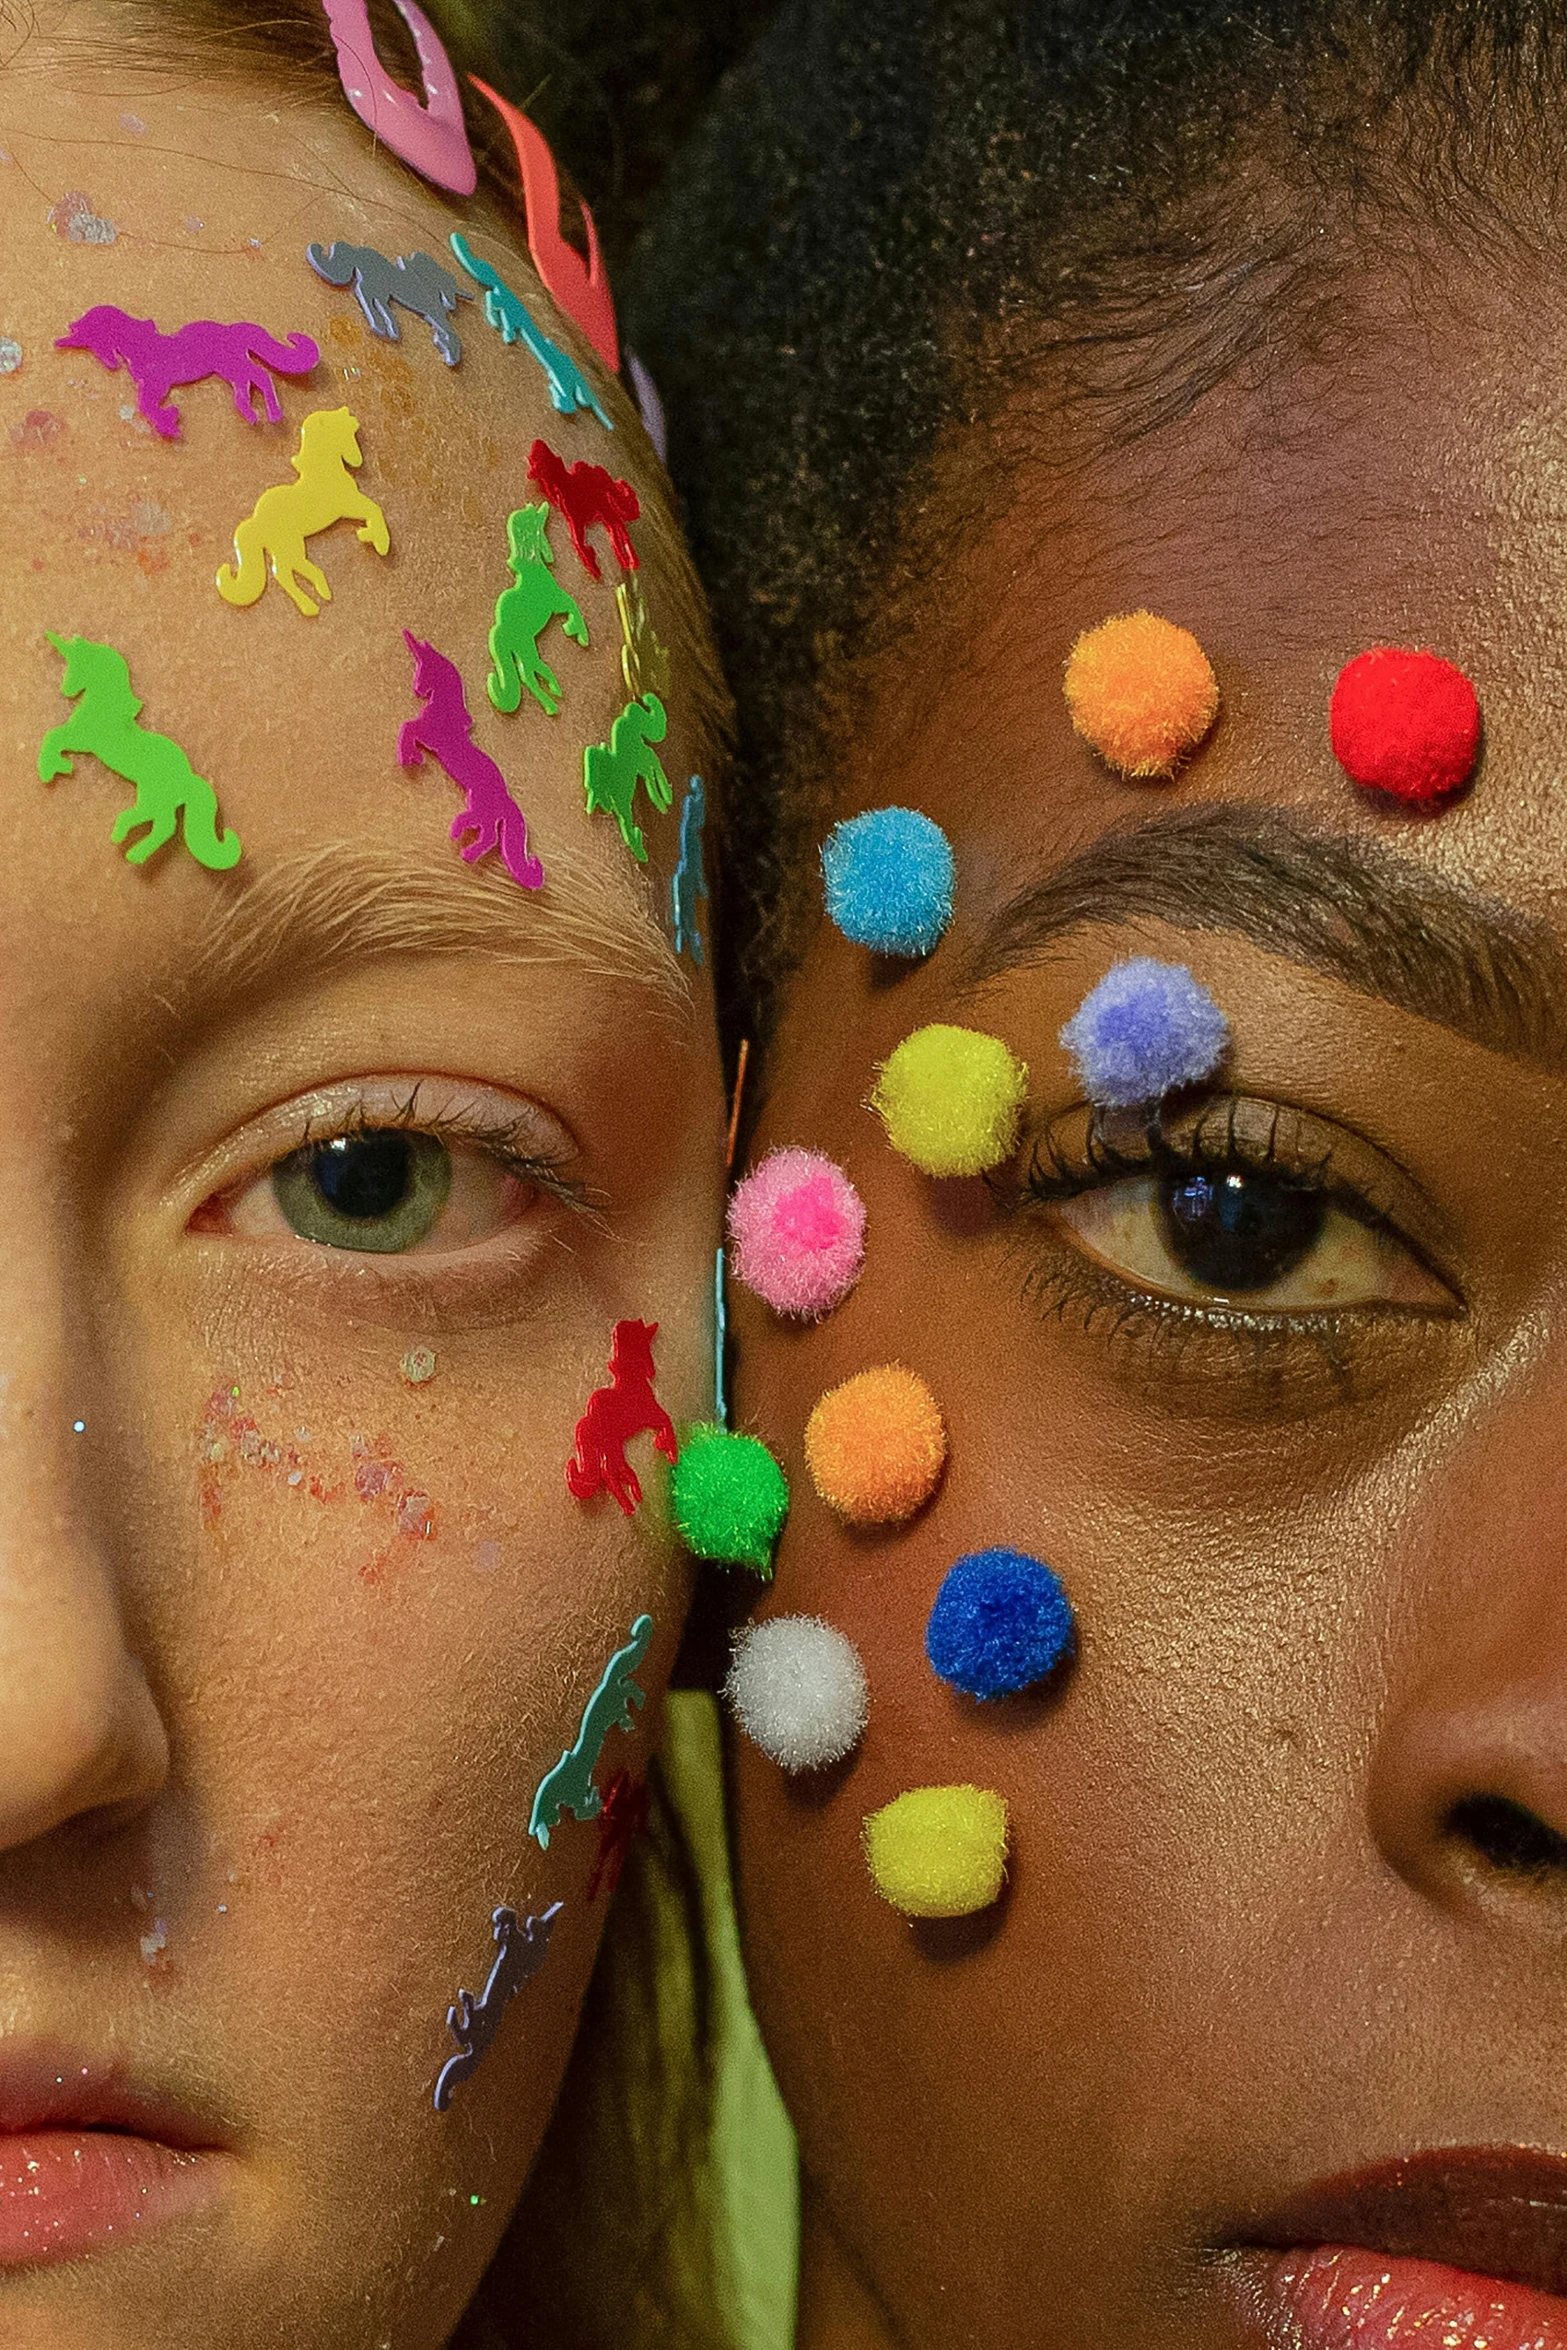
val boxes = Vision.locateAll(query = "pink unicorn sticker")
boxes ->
[398,632,544,891]
[56,306,319,440]
[322,0,476,197]
[469,80,619,373]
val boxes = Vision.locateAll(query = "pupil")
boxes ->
[1158,1166,1325,1293]
[309,1132,415,1222]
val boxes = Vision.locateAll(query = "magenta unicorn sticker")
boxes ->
[398,633,544,891]
[55,306,319,440]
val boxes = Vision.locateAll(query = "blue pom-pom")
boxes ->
[1059,956,1229,1108]
[924,1548,1075,1700]
[822,807,956,958]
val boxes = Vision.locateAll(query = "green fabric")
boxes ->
[663,1688,799,2350]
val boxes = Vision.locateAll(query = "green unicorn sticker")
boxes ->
[38,634,242,871]
[486,503,589,718]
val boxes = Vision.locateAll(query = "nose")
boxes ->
[1368,1381,1567,1923]
[0,1392,168,1855]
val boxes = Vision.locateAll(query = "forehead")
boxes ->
[0,59,680,1050]
[842,264,1567,934]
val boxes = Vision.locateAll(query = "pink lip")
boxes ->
[1254,2244,1567,2349]
[0,2049,232,2267]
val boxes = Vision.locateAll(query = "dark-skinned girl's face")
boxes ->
[729,260,1567,2348]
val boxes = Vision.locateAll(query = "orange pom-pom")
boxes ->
[1063,610,1219,779]
[805,1365,946,1526]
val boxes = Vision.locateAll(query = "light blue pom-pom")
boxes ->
[1059,957,1229,1108]
[821,807,955,957]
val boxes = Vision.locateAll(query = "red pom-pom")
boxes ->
[1329,647,1481,803]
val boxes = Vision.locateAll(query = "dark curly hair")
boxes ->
[632,0,1567,1068]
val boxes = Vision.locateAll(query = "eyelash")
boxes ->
[285,1087,593,1214]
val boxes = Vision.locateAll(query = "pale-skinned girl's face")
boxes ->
[731,268,1567,2348]
[0,39,721,2350]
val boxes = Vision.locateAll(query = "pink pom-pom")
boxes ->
[728,1148,866,1319]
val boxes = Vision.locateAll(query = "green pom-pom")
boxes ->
[671,1424,788,1575]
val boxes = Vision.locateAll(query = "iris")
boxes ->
[271,1131,453,1252]
[1158,1166,1325,1293]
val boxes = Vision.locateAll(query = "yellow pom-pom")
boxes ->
[1063,610,1219,779]
[805,1365,946,1525]
[862,1785,1009,1917]
[870,1024,1027,1177]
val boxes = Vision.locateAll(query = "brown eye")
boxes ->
[1054,1171,1449,1312]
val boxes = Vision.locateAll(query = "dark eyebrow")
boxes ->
[964,803,1566,1069]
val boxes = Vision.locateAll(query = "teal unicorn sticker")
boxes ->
[528,1613,654,1849]
[450,231,612,428]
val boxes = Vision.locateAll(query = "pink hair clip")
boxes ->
[321,0,476,196]
[469,79,619,373]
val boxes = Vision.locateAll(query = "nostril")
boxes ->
[1445,1792,1567,1878]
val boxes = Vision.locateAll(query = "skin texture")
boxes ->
[728,254,1567,2345]
[0,24,722,2350]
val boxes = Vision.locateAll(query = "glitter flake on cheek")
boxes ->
[0,336,22,374]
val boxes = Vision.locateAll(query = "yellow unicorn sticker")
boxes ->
[216,406,389,618]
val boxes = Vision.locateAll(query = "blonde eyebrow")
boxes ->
[180,837,690,1021]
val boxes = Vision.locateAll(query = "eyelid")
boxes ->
[173,1074,588,1221]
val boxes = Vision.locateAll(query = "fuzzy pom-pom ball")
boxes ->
[925,1548,1075,1700]
[670,1423,789,1575]
[805,1364,946,1525]
[862,1784,1009,1917]
[870,1024,1028,1177]
[1059,956,1229,1108]
[727,1148,866,1319]
[1063,611,1219,779]
[1330,645,1481,802]
[822,807,956,958]
[726,1615,869,1771]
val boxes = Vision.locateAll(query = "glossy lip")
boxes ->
[1237,2147,1567,2299]
[0,2046,229,2150]
[0,2044,234,2268]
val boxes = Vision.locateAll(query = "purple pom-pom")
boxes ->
[1059,957,1229,1108]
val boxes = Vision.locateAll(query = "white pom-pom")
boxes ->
[725,1615,869,1771]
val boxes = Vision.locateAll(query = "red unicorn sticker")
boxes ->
[565,1320,677,1516]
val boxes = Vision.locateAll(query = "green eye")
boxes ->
[270,1131,454,1254]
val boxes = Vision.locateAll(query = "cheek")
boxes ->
[728,1196,1403,2237]
[94,1317,678,2264]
